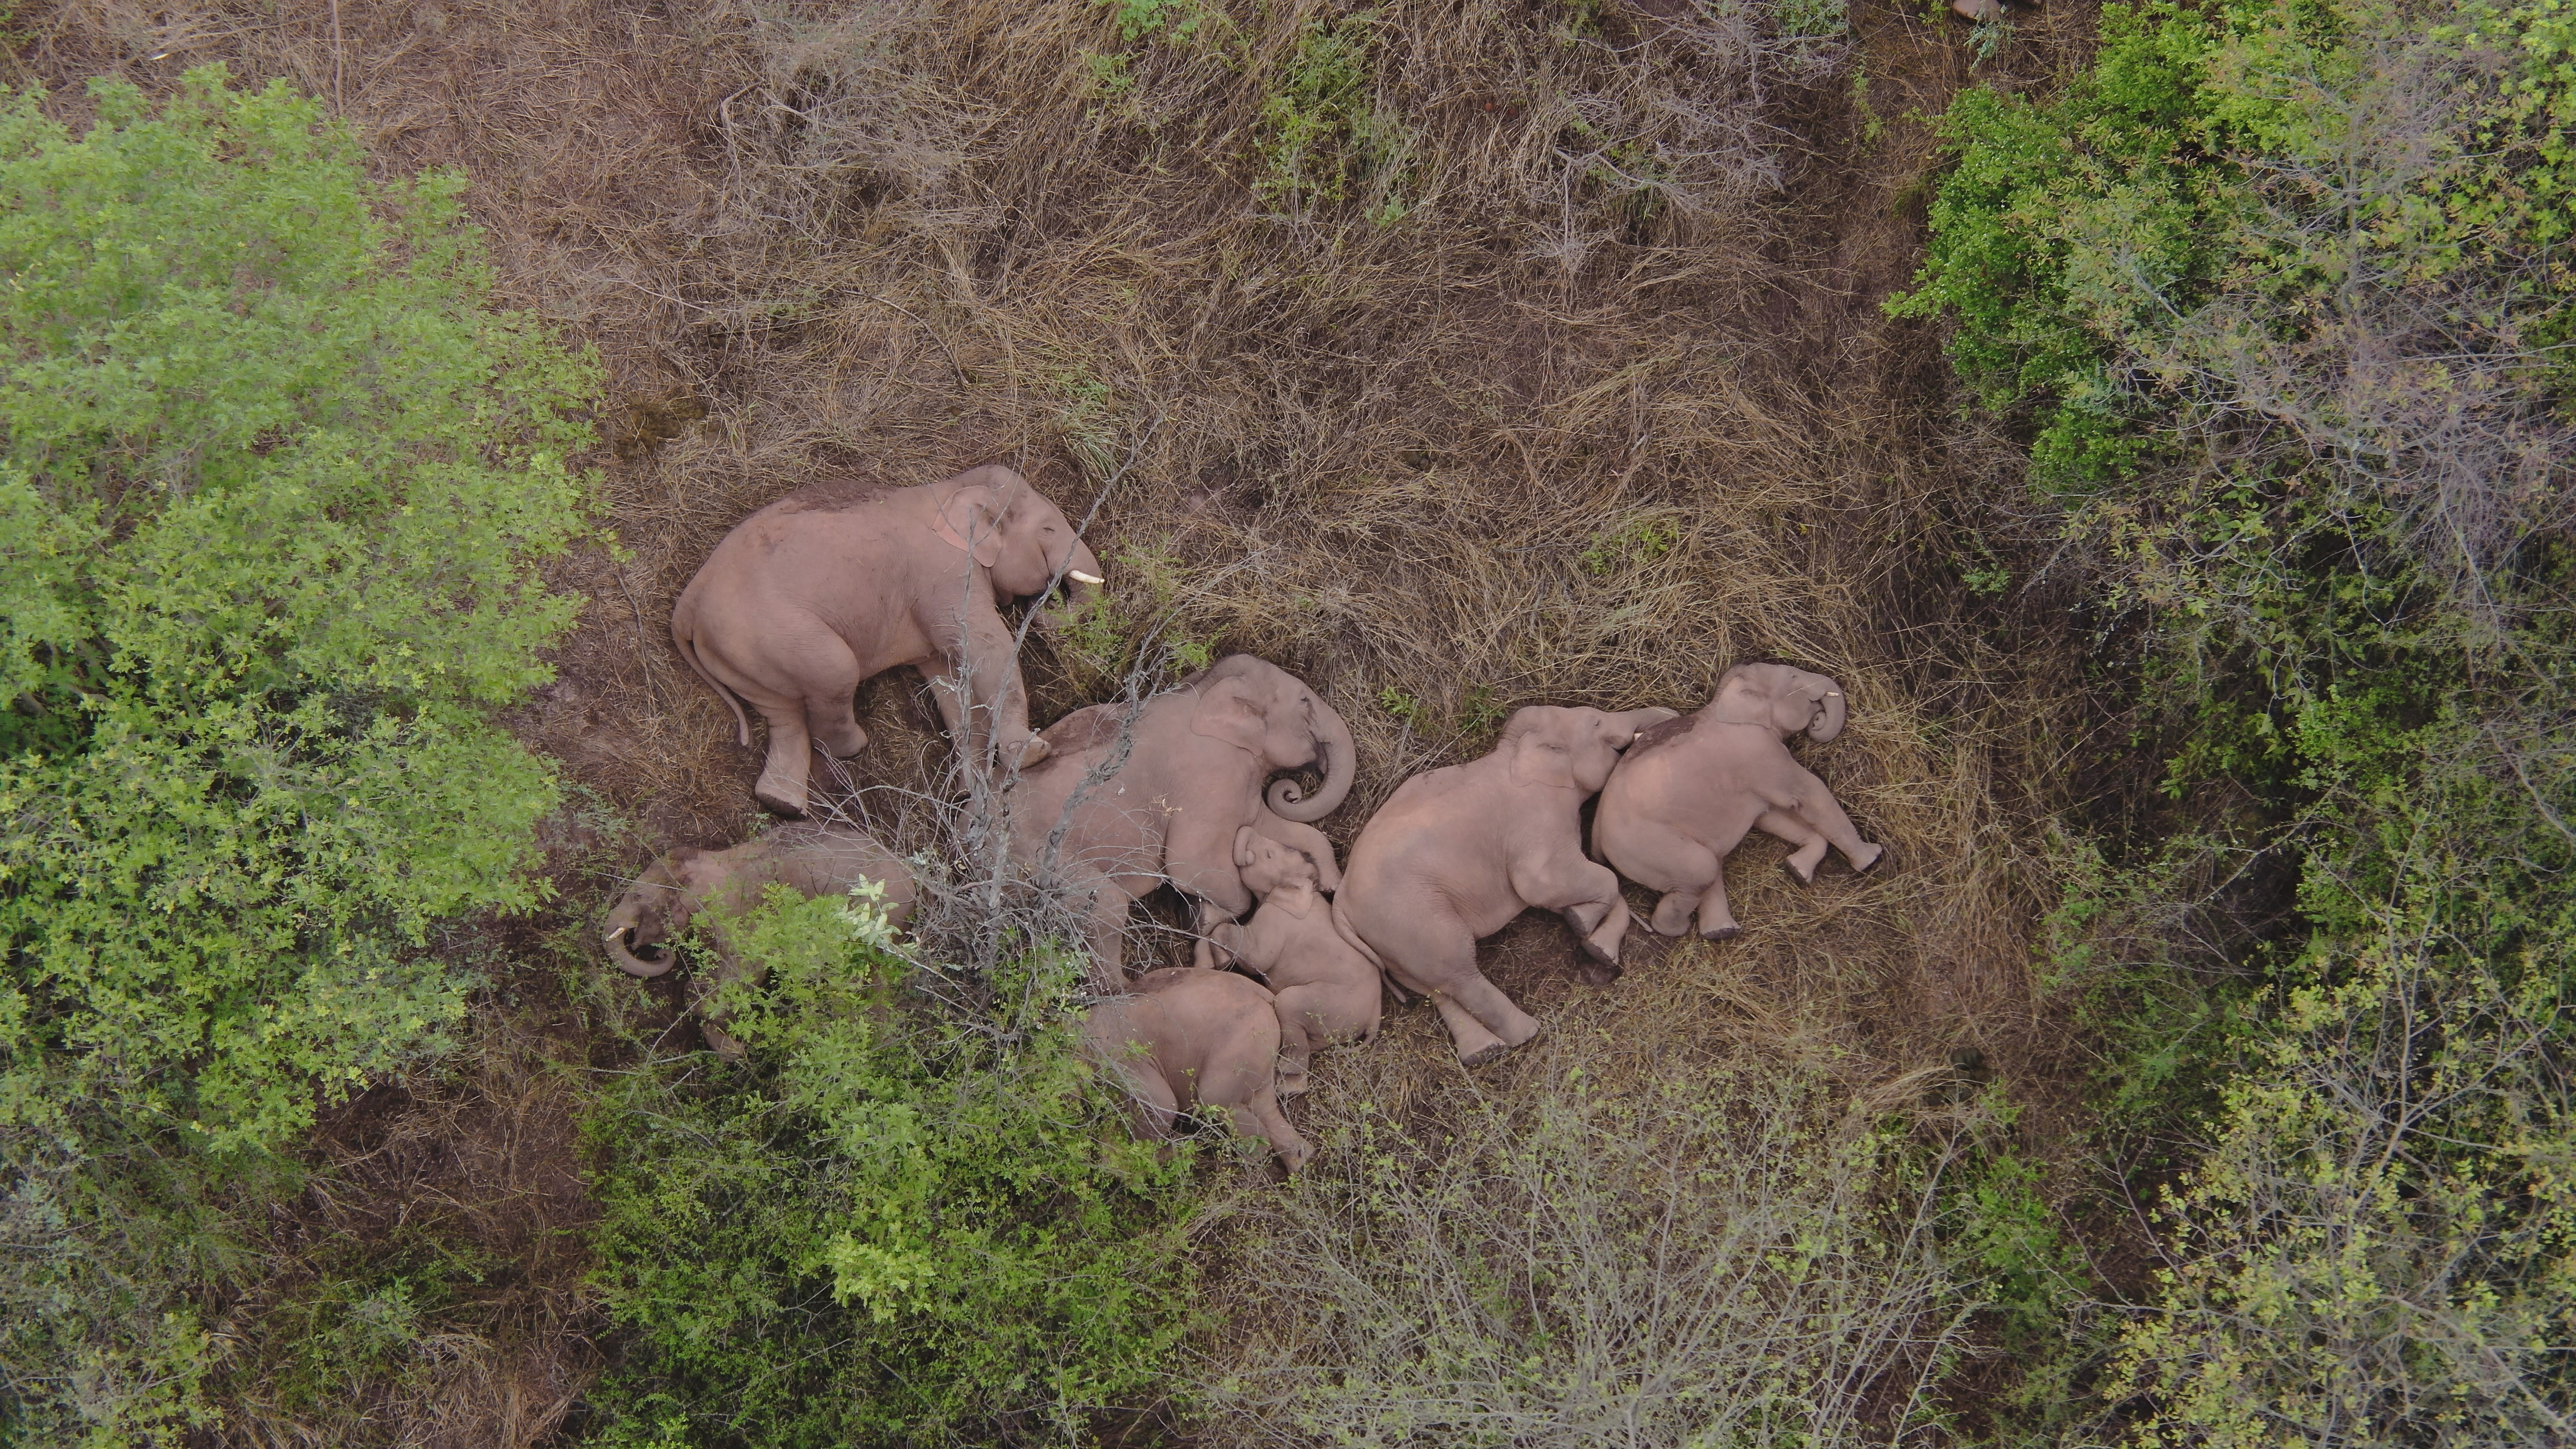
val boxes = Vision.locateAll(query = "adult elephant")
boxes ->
[1332,704,1676,1065]
[1007,654,1355,988]
[672,464,1104,817]
[1593,662,1884,940]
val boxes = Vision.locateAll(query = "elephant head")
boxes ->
[1711,662,1846,743]
[601,849,721,978]
[1504,705,1683,793]
[935,465,1106,610]
[1187,654,1358,823]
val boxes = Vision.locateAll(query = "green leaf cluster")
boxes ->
[1899,2,2576,1440]
[0,68,598,1155]
[582,889,1199,1448]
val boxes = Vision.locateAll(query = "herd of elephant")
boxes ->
[600,466,1886,1170]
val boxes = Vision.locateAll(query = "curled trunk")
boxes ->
[605,920,677,978]
[1808,678,1847,743]
[1269,697,1356,823]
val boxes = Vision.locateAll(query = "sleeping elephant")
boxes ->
[1206,826,1382,1097]
[1082,966,1312,1172]
[602,823,917,1058]
[1332,704,1677,1065]
[1006,654,1355,990]
[1592,662,1884,941]
[672,464,1104,817]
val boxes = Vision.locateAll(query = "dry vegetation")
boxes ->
[12,0,2114,1441]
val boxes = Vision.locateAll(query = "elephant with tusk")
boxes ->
[1592,662,1885,942]
[1006,654,1356,991]
[1332,703,1678,1066]
[671,464,1105,818]
[601,823,917,1058]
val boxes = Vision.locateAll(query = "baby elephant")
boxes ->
[1335,704,1677,1066]
[1206,826,1381,1096]
[1593,662,1884,941]
[602,823,917,1058]
[1082,968,1312,1172]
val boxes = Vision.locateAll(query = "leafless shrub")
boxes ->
[1199,1050,1982,1448]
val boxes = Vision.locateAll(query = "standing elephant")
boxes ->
[672,464,1105,817]
[1333,704,1677,1065]
[1082,966,1312,1172]
[1206,826,1381,1096]
[602,823,917,1058]
[1007,654,1355,988]
[1592,662,1884,941]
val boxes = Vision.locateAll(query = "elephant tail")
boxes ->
[1329,895,1386,974]
[672,610,754,747]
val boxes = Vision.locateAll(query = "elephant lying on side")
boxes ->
[1082,967,1312,1171]
[672,464,1105,817]
[1593,662,1884,940]
[1334,704,1677,1065]
[1206,827,1380,1097]
[602,823,917,1058]
[1007,654,1354,990]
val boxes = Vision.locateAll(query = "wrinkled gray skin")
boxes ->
[1206,826,1380,1097]
[601,823,917,1058]
[672,464,1105,817]
[1592,662,1883,941]
[1006,654,1355,990]
[1333,705,1678,1066]
[1082,967,1312,1172]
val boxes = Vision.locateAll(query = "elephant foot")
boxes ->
[753,781,810,820]
[1952,0,2004,20]
[816,722,870,759]
[1701,922,1743,942]
[1578,956,1623,987]
[1003,735,1051,770]
[1850,843,1888,875]
[1456,1038,1510,1068]
[702,1021,748,1060]
[1781,856,1819,887]
[1278,1067,1312,1098]
[1649,893,1700,936]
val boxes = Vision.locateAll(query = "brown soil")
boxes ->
[16,0,2111,1442]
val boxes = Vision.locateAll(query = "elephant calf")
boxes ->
[1082,967,1312,1172]
[673,464,1105,817]
[1334,704,1677,1066]
[1206,827,1380,1096]
[1593,662,1884,940]
[602,823,917,1058]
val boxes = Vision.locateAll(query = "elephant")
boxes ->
[1081,966,1312,1172]
[1592,662,1884,941]
[601,823,917,1058]
[671,464,1105,817]
[1204,826,1381,1097]
[1006,654,1355,989]
[1332,704,1678,1065]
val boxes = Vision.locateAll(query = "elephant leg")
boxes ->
[1757,809,1831,884]
[748,700,814,818]
[1779,768,1883,873]
[944,596,1043,765]
[789,637,870,760]
[1068,871,1133,992]
[1429,991,1509,1066]
[1274,992,1319,1096]
[1514,850,1634,968]
[1696,866,1742,940]
[1638,838,1722,936]
[1443,972,1543,1059]
[1118,1063,1183,1142]
[1225,1087,1312,1172]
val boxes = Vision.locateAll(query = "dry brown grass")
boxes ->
[15,0,2115,1440]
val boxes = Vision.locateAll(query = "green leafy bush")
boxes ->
[1899,2,2576,1441]
[0,67,597,1149]
[582,888,1202,1448]
[0,65,596,1442]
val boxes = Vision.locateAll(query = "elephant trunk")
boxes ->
[604,905,677,978]
[1267,698,1356,823]
[1809,679,1847,744]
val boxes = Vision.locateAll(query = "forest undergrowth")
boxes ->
[3,0,2568,1446]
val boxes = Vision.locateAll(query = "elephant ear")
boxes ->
[1190,677,1268,754]
[931,483,1010,568]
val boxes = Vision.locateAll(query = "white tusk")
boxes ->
[1067,570,1104,585]
[604,928,626,944]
